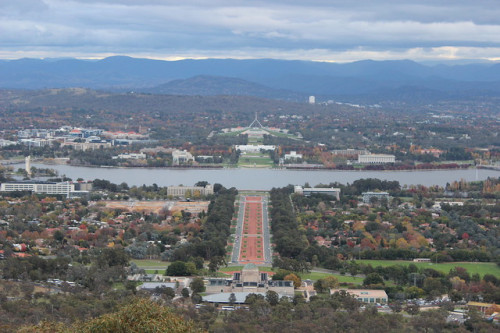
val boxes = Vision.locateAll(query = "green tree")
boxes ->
[166,261,190,276]
[314,276,339,293]
[18,298,202,333]
[190,277,206,293]
[266,290,279,306]
[228,293,237,306]
[363,273,384,286]
[405,303,420,316]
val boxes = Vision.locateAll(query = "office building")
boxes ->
[358,154,395,164]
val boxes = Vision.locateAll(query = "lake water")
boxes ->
[31,164,499,190]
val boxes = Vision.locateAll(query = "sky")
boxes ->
[1,0,500,62]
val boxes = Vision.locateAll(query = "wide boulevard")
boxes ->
[231,194,272,265]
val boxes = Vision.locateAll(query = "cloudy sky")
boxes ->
[1,0,500,62]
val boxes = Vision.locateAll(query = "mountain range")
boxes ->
[1,56,500,103]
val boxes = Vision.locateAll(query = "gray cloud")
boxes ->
[1,0,499,62]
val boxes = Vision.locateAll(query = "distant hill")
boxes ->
[1,56,500,102]
[144,75,306,101]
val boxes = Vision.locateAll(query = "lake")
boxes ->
[31,164,499,190]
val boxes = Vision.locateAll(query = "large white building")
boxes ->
[1,181,73,196]
[294,186,341,201]
[331,149,370,157]
[235,145,275,152]
[167,184,214,197]
[358,154,395,164]
[112,153,146,160]
[172,149,194,165]
[284,151,302,161]
[205,263,294,300]
[1,181,92,198]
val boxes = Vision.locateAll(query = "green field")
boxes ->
[220,266,362,284]
[131,259,169,268]
[264,129,300,140]
[219,129,246,137]
[299,272,362,284]
[238,152,274,167]
[355,260,499,277]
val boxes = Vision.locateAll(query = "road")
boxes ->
[230,194,272,265]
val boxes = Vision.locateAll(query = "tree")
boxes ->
[405,303,420,316]
[18,298,201,332]
[245,293,265,304]
[181,288,190,298]
[191,293,202,304]
[363,273,384,286]
[389,301,403,313]
[314,276,339,293]
[53,230,65,243]
[228,293,237,306]
[155,286,175,299]
[208,256,225,273]
[284,273,302,288]
[190,277,206,293]
[266,290,279,306]
[166,261,190,276]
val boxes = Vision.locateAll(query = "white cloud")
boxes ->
[1,0,500,61]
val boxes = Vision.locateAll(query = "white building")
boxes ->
[19,138,52,147]
[1,181,91,198]
[309,96,316,104]
[362,192,390,204]
[0,139,17,147]
[284,151,302,161]
[112,153,146,160]
[330,289,388,304]
[167,184,214,197]
[1,181,73,196]
[294,186,341,201]
[331,149,370,157]
[235,145,275,152]
[172,150,194,165]
[358,154,395,164]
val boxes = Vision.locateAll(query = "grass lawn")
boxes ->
[238,153,274,167]
[219,130,246,137]
[355,260,499,277]
[131,259,169,268]
[145,269,164,274]
[299,272,362,285]
[220,266,362,284]
[263,129,300,140]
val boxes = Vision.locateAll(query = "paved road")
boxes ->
[261,196,272,265]
[231,194,272,265]
[230,195,245,263]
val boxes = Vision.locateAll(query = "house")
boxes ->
[467,302,500,316]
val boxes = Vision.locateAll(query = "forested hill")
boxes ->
[1,56,500,103]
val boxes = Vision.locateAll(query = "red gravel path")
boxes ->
[239,196,265,264]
